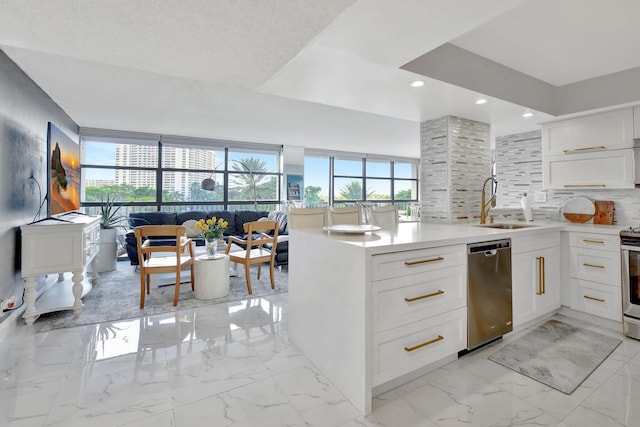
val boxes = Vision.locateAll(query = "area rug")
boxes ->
[33,260,288,333]
[489,319,621,394]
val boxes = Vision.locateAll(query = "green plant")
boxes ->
[99,194,127,230]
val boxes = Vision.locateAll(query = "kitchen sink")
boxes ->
[476,223,538,229]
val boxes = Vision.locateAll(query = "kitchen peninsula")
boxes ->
[288,221,621,415]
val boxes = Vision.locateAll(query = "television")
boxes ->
[47,122,80,216]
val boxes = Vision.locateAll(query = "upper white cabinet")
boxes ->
[543,149,634,190]
[542,108,635,189]
[634,107,640,139]
[542,108,634,156]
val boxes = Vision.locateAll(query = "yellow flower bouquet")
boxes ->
[196,217,229,257]
[196,217,229,241]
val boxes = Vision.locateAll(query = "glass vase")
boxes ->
[205,238,218,257]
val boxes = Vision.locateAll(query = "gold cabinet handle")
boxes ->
[584,295,605,303]
[583,239,604,244]
[536,256,545,295]
[404,256,444,266]
[404,290,444,303]
[563,145,606,154]
[404,335,444,352]
[583,263,605,269]
[563,184,606,188]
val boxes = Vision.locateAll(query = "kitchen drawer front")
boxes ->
[511,232,560,254]
[570,247,621,286]
[371,244,466,282]
[569,232,619,252]
[571,278,622,321]
[372,266,466,333]
[372,307,466,387]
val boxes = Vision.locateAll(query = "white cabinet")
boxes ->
[289,230,467,415]
[20,213,101,325]
[543,149,634,190]
[634,107,640,139]
[542,108,634,156]
[542,108,635,189]
[511,232,562,328]
[568,232,621,321]
[371,245,467,387]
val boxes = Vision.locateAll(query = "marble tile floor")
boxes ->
[1,297,640,427]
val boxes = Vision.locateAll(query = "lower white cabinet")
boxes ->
[372,307,466,386]
[568,231,622,321]
[511,232,562,328]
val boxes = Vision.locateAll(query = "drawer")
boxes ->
[571,278,622,321]
[372,244,466,282]
[511,232,560,254]
[372,307,466,386]
[570,247,621,286]
[372,265,466,332]
[570,232,619,252]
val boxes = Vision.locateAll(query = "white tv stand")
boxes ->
[20,213,101,325]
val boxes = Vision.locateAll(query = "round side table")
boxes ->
[194,254,230,300]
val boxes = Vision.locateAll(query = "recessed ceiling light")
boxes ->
[522,111,534,118]
[410,80,424,87]
[475,98,487,105]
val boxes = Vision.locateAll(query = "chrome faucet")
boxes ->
[480,176,498,224]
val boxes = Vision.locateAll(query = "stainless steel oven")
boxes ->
[621,228,640,339]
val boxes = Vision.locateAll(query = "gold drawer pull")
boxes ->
[563,145,606,154]
[584,295,605,303]
[583,239,604,244]
[404,335,444,352]
[404,290,444,303]
[404,256,444,266]
[583,263,605,269]
[563,184,606,188]
[536,256,545,295]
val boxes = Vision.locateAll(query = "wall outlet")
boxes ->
[534,192,547,203]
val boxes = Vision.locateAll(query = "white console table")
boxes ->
[20,213,101,325]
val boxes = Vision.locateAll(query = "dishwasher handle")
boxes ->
[467,239,511,255]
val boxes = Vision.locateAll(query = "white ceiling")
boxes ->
[2,0,640,158]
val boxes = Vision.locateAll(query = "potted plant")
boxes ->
[95,194,127,272]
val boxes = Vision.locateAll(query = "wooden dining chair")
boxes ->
[134,225,194,308]
[226,220,279,295]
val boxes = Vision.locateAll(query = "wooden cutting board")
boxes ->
[593,200,614,225]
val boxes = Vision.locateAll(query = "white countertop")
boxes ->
[291,220,624,254]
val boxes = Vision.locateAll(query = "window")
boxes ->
[80,134,282,214]
[304,152,419,210]
[81,137,159,204]
[303,156,329,207]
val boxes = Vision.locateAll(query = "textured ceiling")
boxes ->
[1,0,639,157]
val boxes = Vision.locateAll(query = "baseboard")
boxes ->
[0,273,59,342]
[558,306,623,334]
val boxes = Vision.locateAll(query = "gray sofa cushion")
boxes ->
[176,210,209,224]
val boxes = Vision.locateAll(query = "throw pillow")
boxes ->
[182,220,200,238]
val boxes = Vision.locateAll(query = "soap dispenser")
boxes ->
[521,192,533,222]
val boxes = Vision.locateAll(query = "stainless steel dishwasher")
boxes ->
[467,239,512,350]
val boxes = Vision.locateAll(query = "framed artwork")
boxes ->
[286,174,303,201]
[48,122,80,215]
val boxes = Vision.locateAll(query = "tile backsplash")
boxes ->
[493,129,640,226]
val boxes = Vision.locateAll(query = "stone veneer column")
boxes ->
[420,116,491,223]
